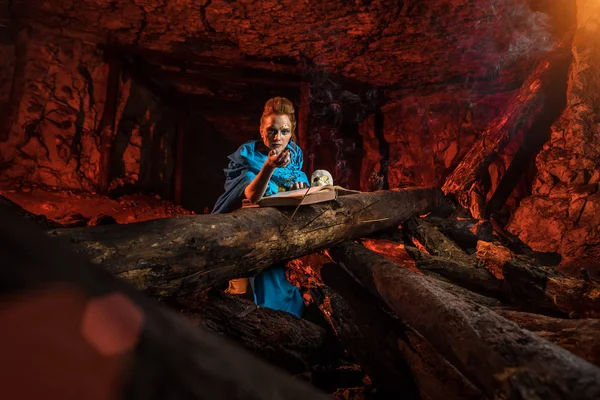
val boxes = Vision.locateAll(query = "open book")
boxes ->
[242,185,360,208]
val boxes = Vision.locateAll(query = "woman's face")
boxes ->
[262,114,292,152]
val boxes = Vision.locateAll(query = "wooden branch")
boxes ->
[352,238,503,307]
[476,241,600,318]
[50,188,447,297]
[403,219,504,296]
[406,219,600,317]
[405,218,476,265]
[328,241,600,399]
[403,246,505,299]
[178,290,327,375]
[441,46,571,207]
[0,208,328,399]
[425,217,494,249]
[318,262,481,399]
[494,309,600,367]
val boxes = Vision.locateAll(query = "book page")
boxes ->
[263,185,332,199]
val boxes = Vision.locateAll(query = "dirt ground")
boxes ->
[0,185,195,226]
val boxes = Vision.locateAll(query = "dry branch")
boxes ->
[329,241,600,399]
[50,188,447,297]
[318,261,481,400]
[178,290,328,374]
[442,46,571,207]
[424,217,494,249]
[494,309,600,367]
[476,241,600,318]
[0,208,328,399]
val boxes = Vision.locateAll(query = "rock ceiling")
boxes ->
[14,0,567,89]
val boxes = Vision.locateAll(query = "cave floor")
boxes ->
[0,186,194,226]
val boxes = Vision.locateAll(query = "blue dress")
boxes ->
[212,140,309,318]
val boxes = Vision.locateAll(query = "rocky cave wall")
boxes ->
[2,0,599,273]
[360,90,518,192]
[507,0,600,274]
[0,29,177,198]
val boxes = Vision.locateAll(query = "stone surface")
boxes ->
[0,30,107,190]
[1,0,596,274]
[508,0,600,275]
[0,38,16,137]
[110,76,177,198]
[364,91,515,190]
[0,31,177,197]
[14,0,558,88]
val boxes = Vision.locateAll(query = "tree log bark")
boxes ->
[402,219,505,297]
[50,188,447,297]
[359,238,503,307]
[177,290,328,375]
[328,241,600,400]
[404,218,476,265]
[403,220,600,317]
[494,309,600,367]
[441,46,571,208]
[0,208,329,399]
[424,217,494,249]
[318,262,481,400]
[476,241,600,318]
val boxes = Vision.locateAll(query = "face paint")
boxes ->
[262,115,292,151]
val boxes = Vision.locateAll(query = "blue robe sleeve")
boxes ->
[211,161,256,214]
[212,140,309,214]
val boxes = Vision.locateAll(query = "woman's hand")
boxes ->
[291,182,309,190]
[266,148,291,169]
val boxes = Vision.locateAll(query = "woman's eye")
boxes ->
[267,128,277,135]
[281,130,290,135]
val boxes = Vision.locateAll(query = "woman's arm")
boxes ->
[243,163,276,203]
[244,148,291,202]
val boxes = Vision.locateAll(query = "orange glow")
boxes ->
[361,238,423,274]
[410,237,430,255]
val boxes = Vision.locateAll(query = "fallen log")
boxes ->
[405,246,504,296]
[424,217,494,250]
[359,237,504,303]
[50,188,447,297]
[404,218,476,265]
[329,241,600,399]
[318,262,481,400]
[399,220,505,297]
[476,241,600,318]
[402,220,600,317]
[316,285,421,398]
[494,309,600,367]
[0,208,329,399]
[441,45,571,208]
[177,290,328,375]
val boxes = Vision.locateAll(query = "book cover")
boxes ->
[242,185,360,208]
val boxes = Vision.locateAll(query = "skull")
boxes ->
[311,169,333,187]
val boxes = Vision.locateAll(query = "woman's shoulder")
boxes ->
[229,140,258,157]
[227,140,264,167]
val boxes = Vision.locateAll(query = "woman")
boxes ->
[212,97,309,317]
